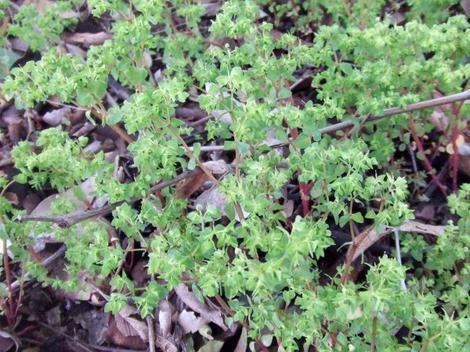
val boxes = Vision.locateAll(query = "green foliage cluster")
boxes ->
[1,0,469,350]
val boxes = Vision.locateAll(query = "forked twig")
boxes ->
[17,171,193,227]
[15,90,470,228]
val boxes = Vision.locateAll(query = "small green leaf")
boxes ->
[310,182,323,199]
[278,87,292,99]
[293,133,310,149]
[192,142,201,159]
[351,212,364,223]
[188,157,196,170]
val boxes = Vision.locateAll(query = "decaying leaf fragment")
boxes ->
[174,284,227,331]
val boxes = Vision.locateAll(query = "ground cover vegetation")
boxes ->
[0,0,469,351]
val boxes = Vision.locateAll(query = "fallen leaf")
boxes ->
[461,0,470,16]
[116,305,148,341]
[459,154,470,177]
[0,330,19,352]
[348,220,446,263]
[28,178,102,252]
[156,335,178,352]
[175,168,209,199]
[74,310,108,345]
[397,220,446,237]
[446,134,465,154]
[42,107,71,126]
[158,300,174,337]
[0,48,21,79]
[178,309,210,335]
[198,340,224,352]
[234,327,248,352]
[175,284,227,331]
[429,91,449,132]
[198,324,213,340]
[201,0,221,17]
[62,32,112,46]
[195,187,227,212]
[203,160,230,175]
[107,314,147,350]
[211,110,232,124]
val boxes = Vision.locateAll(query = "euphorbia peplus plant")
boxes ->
[1,0,470,350]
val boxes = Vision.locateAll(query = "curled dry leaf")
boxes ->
[174,284,227,331]
[42,107,71,126]
[0,330,19,352]
[177,309,210,335]
[348,220,446,263]
[397,220,447,237]
[175,168,209,199]
[446,134,465,154]
[203,160,230,175]
[198,340,224,352]
[62,32,113,46]
[211,110,232,124]
[195,186,249,222]
[195,187,227,212]
[107,315,147,350]
[115,305,149,342]
[234,327,248,352]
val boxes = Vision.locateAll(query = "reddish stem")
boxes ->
[450,127,460,193]
[255,337,270,352]
[409,121,448,197]
[291,127,313,216]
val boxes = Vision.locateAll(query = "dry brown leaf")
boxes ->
[42,107,71,126]
[62,32,112,46]
[201,0,221,17]
[446,134,465,154]
[174,284,227,331]
[459,154,470,177]
[27,178,106,251]
[115,305,149,342]
[0,330,19,352]
[195,187,227,211]
[349,220,446,262]
[177,309,210,334]
[234,327,248,352]
[156,336,178,352]
[397,220,446,237]
[175,168,209,199]
[198,340,224,352]
[211,110,232,124]
[107,315,147,350]
[203,160,230,174]
[158,300,174,337]
[461,0,470,16]
[429,91,450,132]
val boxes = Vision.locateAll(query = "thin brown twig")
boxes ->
[146,316,156,352]
[91,106,134,145]
[36,321,94,352]
[16,171,193,227]
[11,245,66,292]
[15,90,470,228]
[189,89,470,152]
